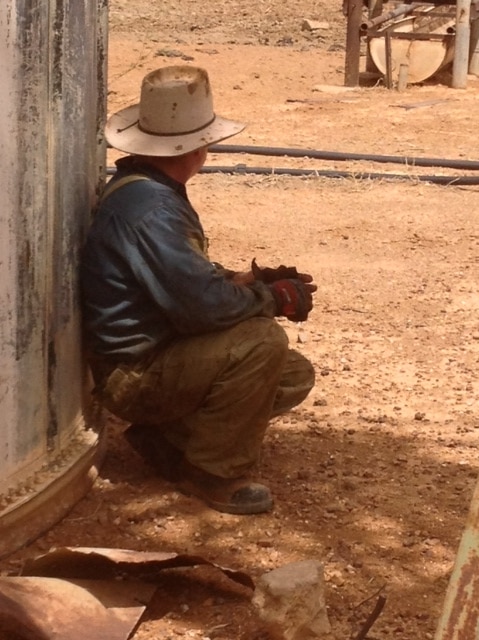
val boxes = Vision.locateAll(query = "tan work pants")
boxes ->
[93,317,315,478]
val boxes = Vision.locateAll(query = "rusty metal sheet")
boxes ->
[21,546,255,590]
[0,546,255,639]
[0,576,156,640]
[435,476,479,639]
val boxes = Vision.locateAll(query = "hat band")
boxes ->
[135,114,216,137]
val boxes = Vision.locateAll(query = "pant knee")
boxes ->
[229,318,289,363]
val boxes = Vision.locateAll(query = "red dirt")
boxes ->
[2,2,479,638]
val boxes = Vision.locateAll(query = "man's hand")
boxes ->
[225,261,317,322]
[269,278,317,322]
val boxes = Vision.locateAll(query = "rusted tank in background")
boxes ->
[345,0,479,88]
[368,5,457,84]
[0,0,108,557]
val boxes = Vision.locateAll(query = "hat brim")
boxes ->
[105,104,245,157]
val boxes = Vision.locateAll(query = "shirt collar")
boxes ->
[115,156,188,200]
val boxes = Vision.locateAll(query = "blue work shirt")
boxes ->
[80,157,275,360]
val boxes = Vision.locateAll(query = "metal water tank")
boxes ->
[0,0,108,557]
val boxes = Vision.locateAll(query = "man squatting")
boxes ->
[81,66,317,515]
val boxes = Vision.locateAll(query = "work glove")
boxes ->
[251,258,301,283]
[268,278,315,322]
[251,258,314,287]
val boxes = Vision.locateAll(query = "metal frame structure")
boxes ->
[434,478,479,639]
[344,0,476,87]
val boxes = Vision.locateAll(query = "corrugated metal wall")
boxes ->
[0,0,107,556]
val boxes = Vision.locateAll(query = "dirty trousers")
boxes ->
[94,317,315,478]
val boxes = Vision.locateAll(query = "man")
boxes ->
[81,66,316,515]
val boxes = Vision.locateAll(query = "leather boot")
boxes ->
[177,459,273,515]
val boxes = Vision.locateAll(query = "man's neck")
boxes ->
[133,154,192,185]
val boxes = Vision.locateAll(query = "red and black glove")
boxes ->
[269,279,315,322]
[252,258,315,287]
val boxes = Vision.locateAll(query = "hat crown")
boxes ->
[138,67,215,136]
[105,65,245,156]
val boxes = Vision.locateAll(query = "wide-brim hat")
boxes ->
[105,66,245,156]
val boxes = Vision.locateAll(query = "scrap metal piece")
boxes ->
[0,547,256,640]
[0,576,156,640]
[21,546,255,590]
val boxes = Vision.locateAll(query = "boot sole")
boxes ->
[177,480,274,515]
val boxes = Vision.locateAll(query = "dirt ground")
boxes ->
[3,1,479,639]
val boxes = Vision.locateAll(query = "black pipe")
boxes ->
[106,164,479,185]
[209,144,479,171]
[198,165,479,186]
